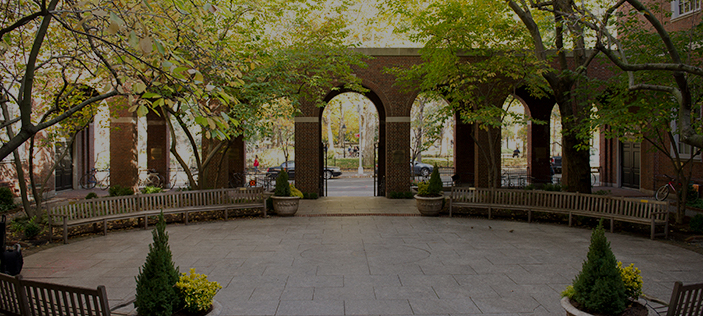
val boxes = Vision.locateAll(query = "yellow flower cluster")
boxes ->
[175,268,222,313]
[618,262,643,299]
[290,185,304,198]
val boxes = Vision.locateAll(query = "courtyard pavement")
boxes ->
[20,197,703,316]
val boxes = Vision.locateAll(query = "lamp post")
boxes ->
[341,123,346,158]
[356,104,363,175]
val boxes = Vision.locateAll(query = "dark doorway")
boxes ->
[55,142,73,191]
[621,142,640,188]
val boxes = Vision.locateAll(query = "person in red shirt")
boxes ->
[253,155,260,172]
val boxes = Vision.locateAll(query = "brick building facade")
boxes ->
[599,0,703,194]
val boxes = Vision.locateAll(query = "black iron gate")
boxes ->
[374,143,385,197]
[320,142,327,197]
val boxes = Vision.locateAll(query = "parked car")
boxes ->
[411,160,434,177]
[551,156,562,174]
[266,161,342,180]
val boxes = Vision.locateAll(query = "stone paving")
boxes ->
[20,197,703,316]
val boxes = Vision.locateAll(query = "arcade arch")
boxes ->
[321,92,379,196]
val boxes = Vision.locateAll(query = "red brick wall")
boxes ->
[294,120,321,194]
[146,111,170,182]
[109,97,139,191]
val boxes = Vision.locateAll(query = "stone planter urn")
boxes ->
[128,299,222,316]
[414,195,443,216]
[560,297,647,316]
[271,196,301,216]
[561,297,591,316]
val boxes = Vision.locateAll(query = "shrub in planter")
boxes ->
[274,171,291,197]
[290,185,304,198]
[618,262,643,299]
[135,213,180,316]
[417,165,442,197]
[175,268,222,313]
[563,221,628,315]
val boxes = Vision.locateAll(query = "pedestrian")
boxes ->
[512,148,520,158]
[253,155,259,173]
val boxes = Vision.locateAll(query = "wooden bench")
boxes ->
[643,281,703,315]
[48,187,267,243]
[0,272,110,316]
[448,187,669,239]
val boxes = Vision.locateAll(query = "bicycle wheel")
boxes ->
[158,174,167,188]
[655,185,670,201]
[147,174,162,188]
[98,174,110,190]
[80,174,97,189]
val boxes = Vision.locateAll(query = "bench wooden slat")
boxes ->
[48,188,267,243]
[19,278,110,316]
[450,187,669,239]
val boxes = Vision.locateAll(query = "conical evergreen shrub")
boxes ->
[571,221,628,315]
[134,213,180,316]
[274,171,291,197]
[426,165,443,196]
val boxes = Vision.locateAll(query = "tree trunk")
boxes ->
[562,132,592,193]
[325,110,335,152]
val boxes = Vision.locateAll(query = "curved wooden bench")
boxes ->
[448,187,669,239]
[48,187,267,243]
[0,272,110,316]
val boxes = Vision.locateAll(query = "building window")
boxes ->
[672,0,701,18]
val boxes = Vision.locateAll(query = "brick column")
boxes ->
[109,97,138,191]
[474,125,501,188]
[294,117,321,195]
[227,136,246,185]
[516,86,557,186]
[385,118,411,195]
[454,116,475,186]
[146,111,170,184]
[526,106,552,184]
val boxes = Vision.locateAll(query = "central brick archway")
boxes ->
[292,48,608,197]
[295,49,422,197]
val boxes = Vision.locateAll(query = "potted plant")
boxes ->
[561,221,646,316]
[414,165,443,216]
[270,170,302,216]
[175,268,222,315]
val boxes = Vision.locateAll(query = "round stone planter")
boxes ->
[561,297,592,316]
[414,195,443,216]
[129,299,222,316]
[271,196,301,216]
[560,297,647,316]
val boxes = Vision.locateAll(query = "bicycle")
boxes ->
[79,168,110,190]
[139,169,164,188]
[655,174,680,201]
